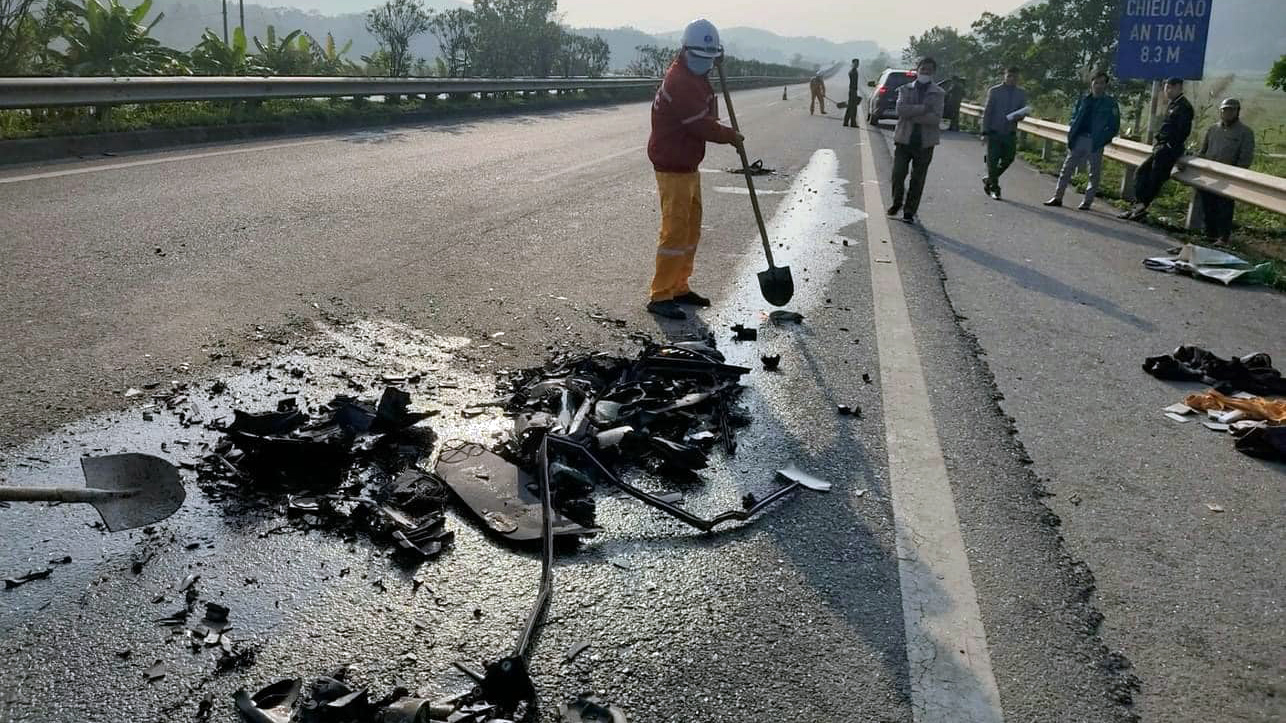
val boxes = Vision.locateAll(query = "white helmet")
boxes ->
[682,18,722,58]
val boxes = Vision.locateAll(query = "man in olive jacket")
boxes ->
[1193,98,1255,244]
[887,57,945,224]
[1044,72,1121,210]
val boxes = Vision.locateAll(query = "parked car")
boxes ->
[866,69,925,126]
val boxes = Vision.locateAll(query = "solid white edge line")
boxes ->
[857,125,1006,723]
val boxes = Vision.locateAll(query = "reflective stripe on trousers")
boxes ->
[650,171,702,302]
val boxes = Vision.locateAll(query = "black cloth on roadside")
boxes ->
[1233,425,1286,463]
[1142,345,1286,396]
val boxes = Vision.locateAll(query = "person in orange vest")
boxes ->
[645,18,744,320]
[809,74,827,115]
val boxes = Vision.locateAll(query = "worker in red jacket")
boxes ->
[646,18,744,320]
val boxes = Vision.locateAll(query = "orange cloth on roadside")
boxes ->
[1183,390,1286,423]
[650,171,703,302]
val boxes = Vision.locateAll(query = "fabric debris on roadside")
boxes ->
[1143,346,1286,396]
[1182,390,1286,423]
[1143,244,1272,285]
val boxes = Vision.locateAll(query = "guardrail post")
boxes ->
[1186,192,1204,231]
[1121,166,1136,202]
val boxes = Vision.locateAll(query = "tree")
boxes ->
[625,44,674,77]
[252,24,310,75]
[903,26,981,80]
[470,0,557,77]
[306,32,357,75]
[365,0,431,78]
[191,26,265,75]
[58,0,187,75]
[0,0,39,73]
[429,6,474,76]
[1269,54,1286,92]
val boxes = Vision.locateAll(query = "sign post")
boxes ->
[1115,0,1214,80]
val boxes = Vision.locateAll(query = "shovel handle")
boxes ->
[0,486,134,504]
[716,63,776,268]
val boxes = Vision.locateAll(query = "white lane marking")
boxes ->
[531,144,645,183]
[0,137,336,184]
[857,126,1006,722]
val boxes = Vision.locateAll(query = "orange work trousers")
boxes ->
[650,171,702,302]
[810,89,826,114]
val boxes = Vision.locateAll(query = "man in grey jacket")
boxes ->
[887,57,945,224]
[1194,98,1255,244]
[981,67,1028,200]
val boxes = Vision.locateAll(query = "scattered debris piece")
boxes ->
[196,387,449,560]
[559,694,628,723]
[233,678,301,723]
[1165,412,1193,424]
[436,442,597,542]
[768,310,804,325]
[1206,503,1225,513]
[775,466,833,492]
[725,158,774,176]
[760,355,781,372]
[1144,244,1272,285]
[862,373,872,384]
[565,641,591,662]
[1163,403,1194,416]
[4,568,53,589]
[730,324,757,342]
[144,660,168,682]
[837,404,861,417]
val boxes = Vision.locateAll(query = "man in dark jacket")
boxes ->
[1194,97,1255,244]
[1044,72,1120,210]
[1120,77,1193,221]
[843,58,863,127]
[645,18,743,321]
[944,76,966,131]
[887,57,945,224]
[981,67,1029,200]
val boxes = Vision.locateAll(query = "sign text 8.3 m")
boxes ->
[1115,0,1213,80]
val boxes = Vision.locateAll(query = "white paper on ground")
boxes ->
[1164,403,1195,415]
[1165,412,1194,423]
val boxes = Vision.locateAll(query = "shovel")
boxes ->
[0,454,185,532]
[716,62,794,307]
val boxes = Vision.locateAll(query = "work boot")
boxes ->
[990,184,1002,200]
[673,291,711,307]
[901,213,916,224]
[886,203,902,217]
[1077,199,1093,211]
[1043,197,1062,207]
[1118,204,1146,220]
[646,300,686,320]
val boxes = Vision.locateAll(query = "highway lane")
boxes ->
[0,81,1278,722]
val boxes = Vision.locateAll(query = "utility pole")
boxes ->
[222,0,228,44]
[239,0,245,36]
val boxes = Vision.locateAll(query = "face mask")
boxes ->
[916,74,933,84]
[685,51,714,75]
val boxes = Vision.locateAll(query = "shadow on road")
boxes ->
[928,230,1158,332]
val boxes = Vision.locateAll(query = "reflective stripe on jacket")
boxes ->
[648,58,738,173]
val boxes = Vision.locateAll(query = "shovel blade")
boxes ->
[757,266,794,307]
[80,454,185,532]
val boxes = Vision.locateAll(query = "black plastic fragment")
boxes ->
[761,355,781,371]
[730,324,758,341]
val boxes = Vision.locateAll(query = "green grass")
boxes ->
[0,88,655,141]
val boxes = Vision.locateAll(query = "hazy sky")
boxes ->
[553,0,1029,49]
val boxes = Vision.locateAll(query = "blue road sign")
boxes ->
[1115,0,1213,80]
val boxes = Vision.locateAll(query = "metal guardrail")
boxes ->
[959,102,1286,217]
[0,75,808,110]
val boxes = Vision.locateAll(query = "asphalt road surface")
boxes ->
[1,81,1282,723]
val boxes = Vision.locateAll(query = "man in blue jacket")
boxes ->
[1044,72,1121,210]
